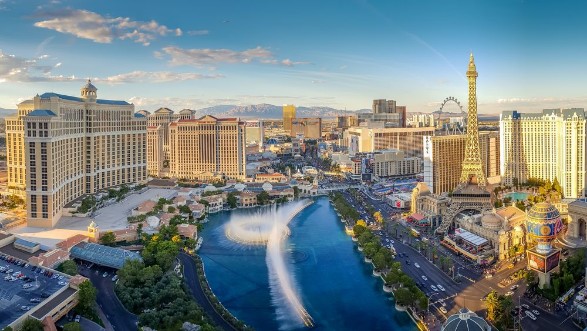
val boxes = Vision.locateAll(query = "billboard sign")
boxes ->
[527,249,561,273]
[527,250,546,273]
[545,250,561,273]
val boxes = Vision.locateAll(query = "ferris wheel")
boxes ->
[434,96,467,134]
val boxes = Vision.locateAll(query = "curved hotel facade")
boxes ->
[5,81,147,227]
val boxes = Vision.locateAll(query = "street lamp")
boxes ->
[427,292,442,314]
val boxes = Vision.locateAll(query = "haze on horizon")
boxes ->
[1,0,586,114]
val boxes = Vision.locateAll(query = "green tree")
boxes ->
[77,280,97,315]
[257,191,271,205]
[63,322,82,331]
[552,177,563,195]
[99,231,116,246]
[19,318,43,331]
[353,223,367,237]
[394,287,414,306]
[373,211,383,224]
[167,206,176,213]
[293,186,300,199]
[372,251,388,271]
[2,326,13,331]
[227,193,238,209]
[178,204,191,215]
[484,290,500,322]
[59,260,78,276]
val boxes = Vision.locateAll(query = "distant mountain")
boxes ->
[194,104,358,119]
[0,108,16,118]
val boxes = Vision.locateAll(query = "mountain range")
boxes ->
[193,104,367,119]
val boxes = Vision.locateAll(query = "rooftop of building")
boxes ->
[501,108,586,120]
[31,287,77,320]
[0,231,13,241]
[56,235,89,252]
[0,242,46,261]
[39,92,131,106]
[69,242,142,269]
[28,109,57,116]
[14,238,40,248]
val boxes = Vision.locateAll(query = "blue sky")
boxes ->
[1,0,586,114]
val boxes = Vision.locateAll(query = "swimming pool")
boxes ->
[504,192,529,201]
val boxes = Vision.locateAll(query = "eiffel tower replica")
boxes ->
[436,53,493,234]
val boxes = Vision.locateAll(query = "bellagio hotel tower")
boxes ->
[5,81,147,227]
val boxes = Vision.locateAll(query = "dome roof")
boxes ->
[526,202,560,223]
[82,79,97,91]
[481,213,502,230]
[441,308,490,331]
[262,182,273,192]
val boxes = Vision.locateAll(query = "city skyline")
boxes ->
[1,0,587,114]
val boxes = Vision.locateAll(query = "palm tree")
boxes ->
[484,290,500,322]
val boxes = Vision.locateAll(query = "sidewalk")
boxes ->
[94,304,113,331]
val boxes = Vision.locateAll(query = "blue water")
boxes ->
[505,192,529,201]
[199,197,416,331]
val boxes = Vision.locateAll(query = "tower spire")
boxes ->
[459,52,486,187]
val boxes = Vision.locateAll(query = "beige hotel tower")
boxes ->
[5,81,147,227]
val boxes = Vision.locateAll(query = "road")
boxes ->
[79,266,138,331]
[178,252,237,331]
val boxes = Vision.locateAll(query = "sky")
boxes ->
[1,0,587,114]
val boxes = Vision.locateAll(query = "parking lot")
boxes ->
[0,253,69,330]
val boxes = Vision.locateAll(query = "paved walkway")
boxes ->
[178,253,237,331]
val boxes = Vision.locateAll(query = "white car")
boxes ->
[525,310,536,320]
[438,285,446,292]
[414,263,420,268]
[521,304,530,309]
[532,309,540,316]
[431,285,439,292]
[439,307,447,314]
[505,291,514,296]
[421,275,428,281]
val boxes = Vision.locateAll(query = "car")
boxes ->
[525,310,536,320]
[21,306,30,311]
[431,285,439,292]
[532,309,540,316]
[405,260,410,265]
[58,281,67,286]
[438,285,445,292]
[439,307,447,314]
[102,272,109,278]
[521,304,530,309]
[30,298,41,303]
[112,275,119,282]
[414,263,420,268]
[505,291,514,296]
[510,284,519,291]
[390,240,395,244]
[421,275,428,281]
[75,315,81,323]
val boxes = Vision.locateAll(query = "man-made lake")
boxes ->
[199,196,416,331]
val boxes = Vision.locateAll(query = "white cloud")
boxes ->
[34,9,183,46]
[160,46,307,68]
[98,70,223,84]
[0,49,79,82]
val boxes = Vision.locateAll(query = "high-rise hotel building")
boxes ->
[168,115,246,181]
[146,108,194,176]
[282,104,296,131]
[422,132,500,194]
[500,109,586,198]
[6,81,147,227]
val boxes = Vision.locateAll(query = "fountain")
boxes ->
[225,200,314,328]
